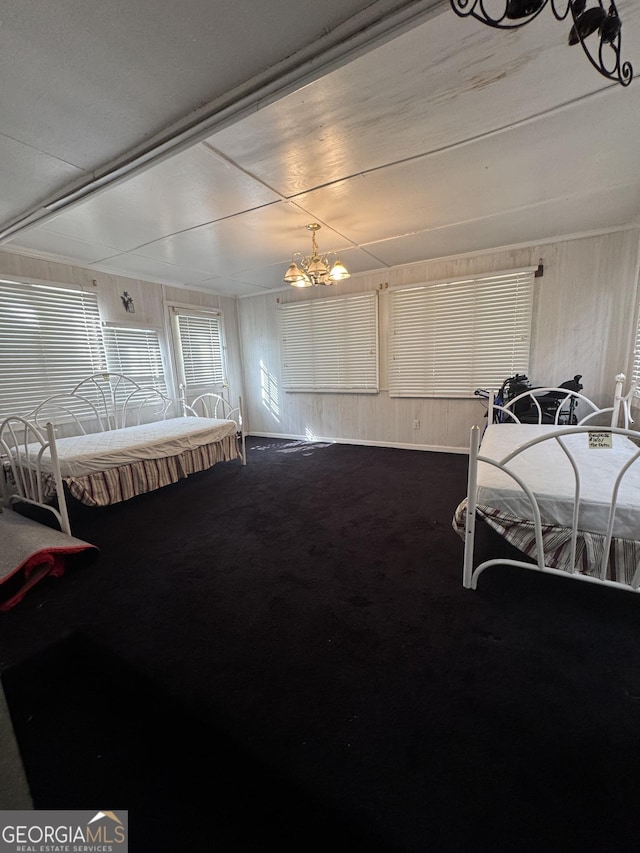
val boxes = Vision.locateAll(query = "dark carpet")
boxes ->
[2,436,640,853]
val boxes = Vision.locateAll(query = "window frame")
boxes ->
[631,302,640,387]
[278,290,379,394]
[387,268,536,399]
[0,277,106,417]
[168,305,228,395]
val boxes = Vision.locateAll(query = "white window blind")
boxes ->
[102,326,167,393]
[278,291,379,393]
[172,309,226,390]
[632,307,640,388]
[388,270,535,398]
[0,279,105,416]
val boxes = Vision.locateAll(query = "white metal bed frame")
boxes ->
[483,373,634,429]
[461,374,640,594]
[0,373,246,533]
[0,417,72,534]
[29,372,179,432]
[183,389,246,466]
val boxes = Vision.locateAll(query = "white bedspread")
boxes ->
[477,424,640,539]
[25,417,237,478]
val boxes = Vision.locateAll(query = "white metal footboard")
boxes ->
[0,417,71,535]
[487,387,606,426]
[463,424,640,594]
[183,392,247,465]
[487,374,638,429]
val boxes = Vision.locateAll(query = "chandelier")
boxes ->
[450,0,633,87]
[283,223,351,288]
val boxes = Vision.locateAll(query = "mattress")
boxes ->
[22,416,237,478]
[476,424,640,539]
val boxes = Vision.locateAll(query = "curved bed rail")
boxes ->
[463,423,640,593]
[0,416,71,534]
[29,373,181,433]
[612,373,639,429]
[488,387,606,426]
[184,391,246,465]
[489,374,638,429]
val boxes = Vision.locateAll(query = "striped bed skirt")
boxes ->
[43,433,240,507]
[453,499,640,587]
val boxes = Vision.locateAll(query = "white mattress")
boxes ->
[477,424,640,539]
[25,416,237,478]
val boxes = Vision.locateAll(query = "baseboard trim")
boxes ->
[246,432,469,455]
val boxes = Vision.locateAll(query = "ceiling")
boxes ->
[2,0,640,298]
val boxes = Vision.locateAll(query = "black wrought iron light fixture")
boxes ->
[283,223,351,288]
[450,0,632,86]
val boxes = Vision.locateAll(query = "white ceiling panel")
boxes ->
[225,245,388,290]
[208,10,605,198]
[133,203,356,274]
[289,85,640,245]
[0,136,85,224]
[1,1,640,296]
[0,0,446,233]
[37,144,282,252]
[193,275,280,298]
[223,263,295,291]
[0,0,396,170]
[5,230,121,266]
[88,254,214,288]
[368,184,640,266]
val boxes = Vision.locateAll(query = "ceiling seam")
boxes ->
[0,0,449,245]
[356,179,640,248]
[283,81,619,197]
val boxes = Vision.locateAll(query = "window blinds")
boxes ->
[388,270,535,398]
[173,310,226,389]
[0,279,105,416]
[632,307,640,387]
[102,326,167,393]
[278,291,379,393]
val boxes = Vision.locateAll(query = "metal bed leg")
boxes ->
[463,426,481,589]
[46,422,72,536]
[238,395,247,465]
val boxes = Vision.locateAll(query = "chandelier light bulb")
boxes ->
[284,223,351,287]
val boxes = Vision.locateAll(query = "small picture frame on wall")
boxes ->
[121,291,135,313]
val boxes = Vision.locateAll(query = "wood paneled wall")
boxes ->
[238,230,640,451]
[2,227,639,453]
[0,251,245,408]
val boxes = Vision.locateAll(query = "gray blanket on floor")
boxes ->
[0,511,97,610]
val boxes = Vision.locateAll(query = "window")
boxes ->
[388,269,535,398]
[0,278,105,416]
[632,307,640,388]
[629,303,640,413]
[278,291,379,393]
[170,308,227,392]
[102,325,167,393]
